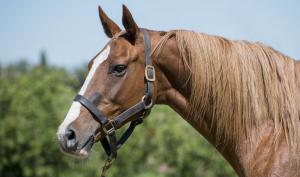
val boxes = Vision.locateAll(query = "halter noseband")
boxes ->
[73,29,155,167]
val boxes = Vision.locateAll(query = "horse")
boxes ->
[57,5,300,177]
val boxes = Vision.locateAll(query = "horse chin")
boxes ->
[74,136,94,159]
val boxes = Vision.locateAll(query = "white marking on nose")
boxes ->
[57,46,110,137]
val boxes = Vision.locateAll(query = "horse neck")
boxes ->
[152,33,244,175]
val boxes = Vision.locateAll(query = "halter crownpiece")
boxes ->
[73,29,155,177]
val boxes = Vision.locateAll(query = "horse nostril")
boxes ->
[65,129,76,141]
[64,129,77,151]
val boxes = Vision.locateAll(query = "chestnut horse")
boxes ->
[57,5,300,177]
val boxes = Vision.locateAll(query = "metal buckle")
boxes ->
[141,95,153,109]
[145,65,155,82]
[103,121,115,135]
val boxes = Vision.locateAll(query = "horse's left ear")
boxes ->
[122,4,139,40]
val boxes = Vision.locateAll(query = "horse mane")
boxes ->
[153,30,300,154]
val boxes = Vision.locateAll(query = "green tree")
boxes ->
[0,65,100,177]
[39,50,47,67]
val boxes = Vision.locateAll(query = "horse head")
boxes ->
[57,5,163,158]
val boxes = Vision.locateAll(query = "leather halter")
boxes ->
[73,29,155,160]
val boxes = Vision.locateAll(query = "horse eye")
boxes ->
[112,64,127,76]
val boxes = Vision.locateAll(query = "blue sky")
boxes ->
[0,0,299,68]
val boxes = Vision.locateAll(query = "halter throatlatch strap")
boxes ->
[73,29,155,177]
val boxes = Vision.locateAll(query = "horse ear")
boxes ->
[122,4,139,40]
[98,6,121,38]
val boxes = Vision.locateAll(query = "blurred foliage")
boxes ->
[0,56,236,177]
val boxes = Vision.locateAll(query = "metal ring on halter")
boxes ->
[141,95,153,109]
[103,121,115,135]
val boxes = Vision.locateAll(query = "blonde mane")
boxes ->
[154,30,300,154]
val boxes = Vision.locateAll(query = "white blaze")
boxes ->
[57,46,110,137]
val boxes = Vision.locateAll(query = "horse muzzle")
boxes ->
[57,127,95,159]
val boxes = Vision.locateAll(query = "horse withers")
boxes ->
[57,5,300,177]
